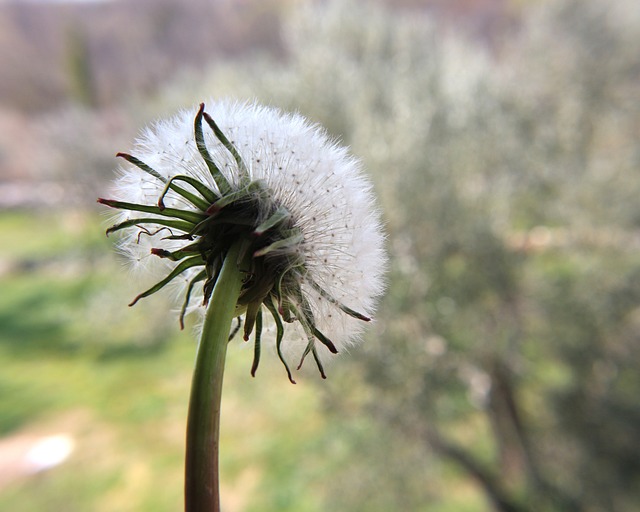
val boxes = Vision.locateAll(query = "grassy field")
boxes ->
[0,210,347,512]
[0,210,490,512]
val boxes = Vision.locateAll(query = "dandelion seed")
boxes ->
[99,100,386,380]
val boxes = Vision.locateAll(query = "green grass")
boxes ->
[0,210,490,512]
[0,210,331,512]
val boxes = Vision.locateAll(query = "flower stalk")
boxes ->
[184,241,246,512]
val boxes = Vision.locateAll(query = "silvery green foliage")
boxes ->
[167,0,638,510]
[267,1,640,510]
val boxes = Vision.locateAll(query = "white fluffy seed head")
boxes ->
[109,99,387,362]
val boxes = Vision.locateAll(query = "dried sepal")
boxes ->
[180,270,207,329]
[157,174,219,211]
[129,255,205,307]
[250,309,262,378]
[98,198,205,224]
[106,217,193,237]
[265,296,296,384]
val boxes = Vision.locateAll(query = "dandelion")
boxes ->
[98,100,386,511]
[100,100,386,378]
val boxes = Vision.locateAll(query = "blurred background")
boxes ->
[1,0,639,510]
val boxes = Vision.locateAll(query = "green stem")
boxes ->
[184,242,245,512]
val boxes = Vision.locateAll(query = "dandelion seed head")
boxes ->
[102,99,386,377]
